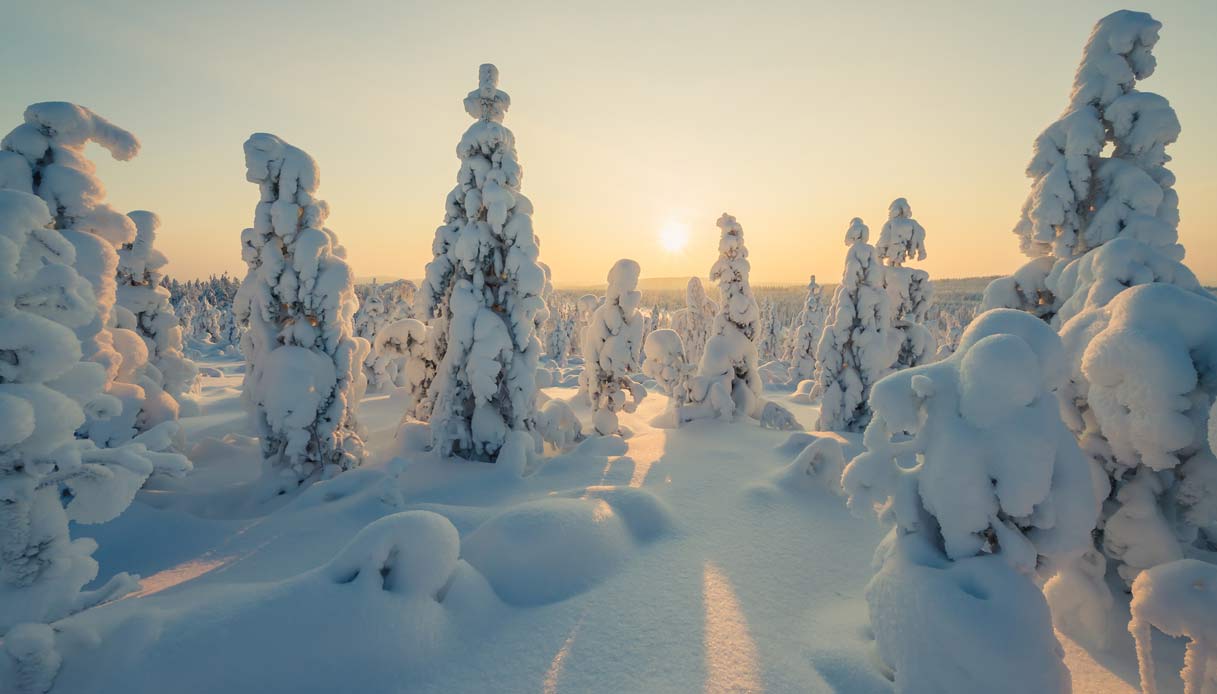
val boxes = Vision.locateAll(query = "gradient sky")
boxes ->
[4,0,1214,285]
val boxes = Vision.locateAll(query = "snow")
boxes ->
[1130,559,1217,694]
[583,259,647,436]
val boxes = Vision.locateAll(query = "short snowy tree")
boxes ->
[842,309,1099,694]
[234,133,368,488]
[755,301,783,364]
[418,65,549,463]
[0,190,186,644]
[371,318,433,420]
[671,277,717,368]
[876,198,935,369]
[785,274,826,385]
[688,214,763,419]
[583,259,647,436]
[813,218,894,432]
[115,210,200,412]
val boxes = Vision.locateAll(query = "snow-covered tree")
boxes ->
[0,190,187,647]
[234,133,368,487]
[371,318,433,419]
[115,211,200,413]
[755,301,783,363]
[842,309,1099,694]
[985,10,1182,320]
[876,198,935,369]
[688,214,762,419]
[584,259,647,436]
[670,278,717,370]
[813,218,893,432]
[985,11,1215,605]
[418,65,549,463]
[785,274,826,385]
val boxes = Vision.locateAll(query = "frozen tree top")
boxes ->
[464,63,511,123]
[844,217,869,245]
[10,101,139,161]
[1070,10,1162,111]
[876,198,927,266]
[243,133,321,203]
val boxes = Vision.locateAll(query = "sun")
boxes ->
[658,221,690,253]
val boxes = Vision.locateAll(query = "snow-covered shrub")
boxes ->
[842,309,1099,693]
[116,210,200,413]
[876,199,934,370]
[418,65,549,462]
[2,623,60,694]
[370,318,431,409]
[1129,559,1217,694]
[671,277,717,368]
[813,218,893,432]
[583,259,647,436]
[234,133,367,487]
[0,190,178,639]
[785,274,825,385]
[688,214,763,420]
[1060,284,1217,584]
[536,399,583,451]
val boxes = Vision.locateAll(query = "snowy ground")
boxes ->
[53,354,1184,693]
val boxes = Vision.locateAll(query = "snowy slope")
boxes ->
[41,355,1185,693]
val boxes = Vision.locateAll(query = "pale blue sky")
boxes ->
[4,0,1214,283]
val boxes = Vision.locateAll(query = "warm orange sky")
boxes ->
[6,1,1215,284]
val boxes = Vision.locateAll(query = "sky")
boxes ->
[3,0,1215,285]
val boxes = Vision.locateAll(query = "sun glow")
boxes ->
[658,221,690,254]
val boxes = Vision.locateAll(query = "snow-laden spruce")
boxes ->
[686,214,763,419]
[813,218,894,432]
[984,10,1182,320]
[0,102,186,455]
[371,318,433,419]
[583,260,647,436]
[985,10,1215,609]
[355,280,417,392]
[115,211,200,414]
[670,278,715,369]
[418,65,549,463]
[842,308,1099,694]
[785,274,825,386]
[876,199,934,369]
[0,190,188,644]
[234,133,368,487]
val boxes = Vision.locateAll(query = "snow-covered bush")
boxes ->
[234,133,367,487]
[785,274,825,385]
[1129,559,1217,694]
[116,210,200,413]
[688,214,762,420]
[842,309,1099,694]
[583,259,647,436]
[369,318,431,404]
[876,199,934,370]
[813,218,893,432]
[0,190,181,640]
[418,65,549,462]
[536,398,583,451]
[671,277,716,368]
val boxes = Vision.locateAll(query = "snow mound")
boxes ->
[324,511,460,599]
[461,491,669,606]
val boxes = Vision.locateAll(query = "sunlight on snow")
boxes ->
[130,557,231,598]
[1056,630,1139,694]
[543,614,585,694]
[702,561,764,694]
[625,431,666,488]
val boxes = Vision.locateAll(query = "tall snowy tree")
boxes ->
[418,65,549,463]
[785,274,825,385]
[583,259,647,436]
[115,211,200,413]
[876,198,935,369]
[984,10,1216,606]
[0,190,185,648]
[842,309,1099,694]
[689,214,763,419]
[234,133,368,488]
[813,218,893,432]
